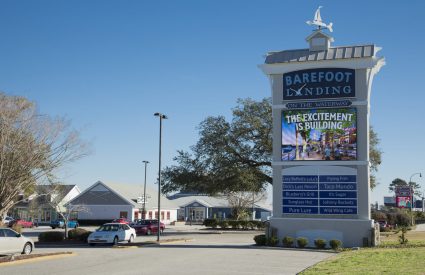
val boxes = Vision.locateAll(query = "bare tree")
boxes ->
[0,93,88,219]
[38,184,89,238]
[52,202,89,239]
[226,190,267,220]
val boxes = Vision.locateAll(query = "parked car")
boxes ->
[50,219,79,229]
[1,216,14,226]
[87,223,136,246]
[111,218,132,224]
[0,228,34,255]
[378,220,393,231]
[131,219,165,235]
[8,219,33,228]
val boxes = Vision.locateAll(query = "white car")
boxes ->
[87,223,136,246]
[0,228,34,255]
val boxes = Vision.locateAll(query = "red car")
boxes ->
[9,219,33,228]
[131,219,165,235]
[111,218,132,224]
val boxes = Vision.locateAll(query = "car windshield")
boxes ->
[98,224,120,232]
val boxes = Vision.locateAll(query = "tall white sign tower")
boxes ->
[259,7,385,247]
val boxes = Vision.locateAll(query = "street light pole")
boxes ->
[154,112,167,242]
[142,160,149,220]
[409,172,422,225]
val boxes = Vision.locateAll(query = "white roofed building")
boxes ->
[67,181,179,225]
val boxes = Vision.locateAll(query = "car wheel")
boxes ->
[147,229,152,235]
[112,236,119,246]
[128,235,134,243]
[51,227,56,229]
[22,243,32,255]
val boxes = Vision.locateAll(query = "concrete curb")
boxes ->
[0,252,75,266]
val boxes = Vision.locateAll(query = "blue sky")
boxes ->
[0,1,424,205]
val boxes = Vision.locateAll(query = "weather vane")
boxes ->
[306,6,333,32]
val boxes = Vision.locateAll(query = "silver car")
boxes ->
[0,228,34,255]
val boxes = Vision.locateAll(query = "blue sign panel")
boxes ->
[320,207,357,215]
[320,199,357,207]
[319,175,356,182]
[283,68,355,100]
[283,191,318,198]
[283,183,318,190]
[282,174,357,215]
[319,183,357,190]
[283,199,318,206]
[319,191,357,199]
[283,207,319,214]
[283,176,318,182]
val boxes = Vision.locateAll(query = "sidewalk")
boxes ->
[414,223,425,231]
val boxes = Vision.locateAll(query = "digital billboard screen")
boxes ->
[282,108,357,161]
[396,196,412,208]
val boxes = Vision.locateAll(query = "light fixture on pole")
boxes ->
[154,112,167,242]
[142,160,149,220]
[409,172,422,224]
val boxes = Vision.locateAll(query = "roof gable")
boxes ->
[68,181,132,206]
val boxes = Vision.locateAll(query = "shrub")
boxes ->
[268,236,279,246]
[297,237,308,248]
[12,224,22,233]
[68,228,92,241]
[248,221,256,230]
[314,239,327,249]
[39,231,64,242]
[229,220,240,229]
[78,231,92,242]
[397,226,409,244]
[203,218,218,228]
[254,234,267,246]
[282,236,294,247]
[240,220,249,230]
[218,220,229,229]
[380,226,391,232]
[395,213,411,227]
[256,221,266,230]
[329,239,342,250]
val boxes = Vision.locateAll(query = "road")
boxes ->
[0,229,334,275]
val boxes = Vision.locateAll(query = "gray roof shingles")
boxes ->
[265,45,376,64]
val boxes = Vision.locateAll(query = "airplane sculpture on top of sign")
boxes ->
[306,6,333,32]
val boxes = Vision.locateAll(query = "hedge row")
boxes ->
[68,228,92,242]
[203,219,265,230]
[38,228,92,242]
[39,231,64,242]
[254,234,342,250]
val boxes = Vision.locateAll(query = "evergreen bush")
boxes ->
[329,239,342,250]
[254,234,267,246]
[282,236,294,247]
[296,237,308,248]
[314,239,327,249]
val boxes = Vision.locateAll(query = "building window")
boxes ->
[155,211,158,219]
[148,211,152,219]
[119,211,128,218]
[166,211,170,220]
[70,211,78,220]
[41,209,51,222]
[161,211,164,221]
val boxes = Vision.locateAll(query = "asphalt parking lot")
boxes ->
[1,226,334,275]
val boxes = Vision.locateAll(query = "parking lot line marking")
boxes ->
[0,253,76,267]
